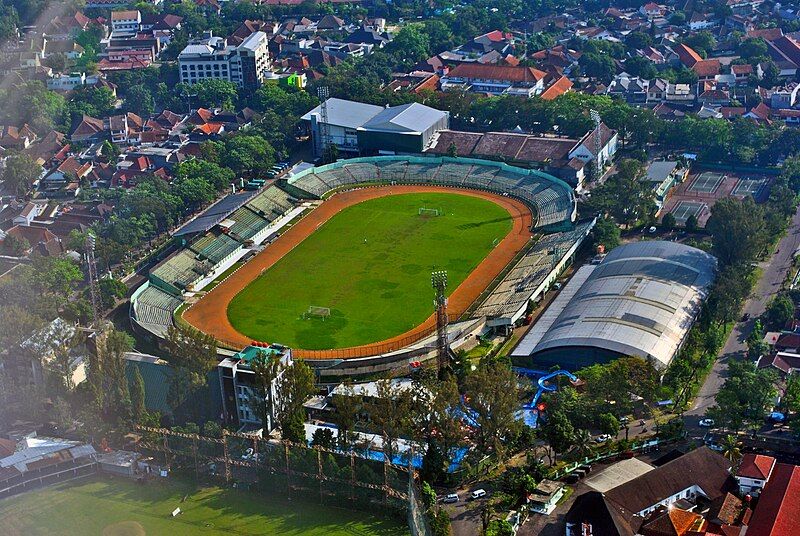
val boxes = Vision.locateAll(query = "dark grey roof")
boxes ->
[174,191,255,237]
[645,161,678,183]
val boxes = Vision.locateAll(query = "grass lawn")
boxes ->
[0,478,407,536]
[227,192,512,349]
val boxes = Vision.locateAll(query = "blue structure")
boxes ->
[513,367,579,428]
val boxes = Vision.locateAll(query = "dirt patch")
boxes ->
[103,521,146,536]
[183,185,533,359]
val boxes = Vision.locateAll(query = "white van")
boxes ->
[470,489,487,500]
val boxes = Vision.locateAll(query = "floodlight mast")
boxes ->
[590,109,602,178]
[316,86,330,159]
[431,270,449,373]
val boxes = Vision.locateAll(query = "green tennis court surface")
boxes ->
[0,478,406,536]
[227,192,512,350]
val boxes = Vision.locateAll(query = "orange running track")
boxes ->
[182,185,533,359]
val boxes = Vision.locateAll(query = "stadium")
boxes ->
[130,155,590,376]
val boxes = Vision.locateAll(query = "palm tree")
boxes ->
[721,434,742,462]
[573,429,594,459]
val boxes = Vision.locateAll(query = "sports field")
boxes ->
[227,192,512,350]
[0,478,406,536]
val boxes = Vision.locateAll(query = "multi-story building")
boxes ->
[178,31,271,89]
[440,63,547,97]
[217,344,292,430]
[110,10,141,34]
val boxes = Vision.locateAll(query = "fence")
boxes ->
[546,436,677,481]
[134,426,412,512]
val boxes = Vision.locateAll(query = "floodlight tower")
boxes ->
[316,86,330,160]
[431,270,449,372]
[590,109,602,178]
[85,232,102,325]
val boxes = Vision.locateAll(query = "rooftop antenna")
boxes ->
[316,86,330,159]
[431,270,449,373]
[590,109,602,178]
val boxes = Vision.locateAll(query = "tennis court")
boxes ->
[671,200,707,225]
[688,172,726,194]
[733,177,767,197]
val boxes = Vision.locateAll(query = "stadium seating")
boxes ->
[133,285,182,337]
[151,250,212,292]
[374,160,408,182]
[246,187,293,218]
[343,162,380,183]
[227,207,269,241]
[189,232,242,265]
[287,157,575,229]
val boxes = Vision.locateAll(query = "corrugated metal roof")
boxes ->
[300,98,383,130]
[360,102,448,133]
[174,191,256,236]
[512,241,716,368]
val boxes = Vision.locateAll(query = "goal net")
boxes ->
[418,207,440,217]
[305,306,331,320]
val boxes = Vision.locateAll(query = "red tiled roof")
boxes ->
[748,28,783,42]
[0,437,15,457]
[674,43,703,67]
[747,463,800,536]
[540,75,573,100]
[693,59,721,77]
[732,64,754,75]
[188,108,214,125]
[739,454,776,480]
[447,63,547,83]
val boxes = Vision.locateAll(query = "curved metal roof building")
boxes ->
[511,241,717,370]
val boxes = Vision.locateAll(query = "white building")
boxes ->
[110,10,141,34]
[736,453,777,497]
[46,72,99,91]
[178,31,271,90]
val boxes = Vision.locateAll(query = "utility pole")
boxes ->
[590,109,602,179]
[85,232,102,325]
[431,270,449,374]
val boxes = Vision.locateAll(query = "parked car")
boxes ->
[553,282,563,290]
[470,489,487,500]
[699,418,715,427]
[594,434,612,443]
[442,493,459,504]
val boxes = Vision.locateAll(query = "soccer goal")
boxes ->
[418,207,440,217]
[305,306,331,321]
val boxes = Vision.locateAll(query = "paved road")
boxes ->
[688,205,800,418]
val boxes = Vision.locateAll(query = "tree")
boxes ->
[711,360,777,430]
[625,31,653,51]
[685,214,699,232]
[386,25,430,67]
[88,328,135,424]
[542,410,574,464]
[331,383,360,449]
[164,323,217,422]
[365,379,414,463]
[591,217,621,251]
[683,32,716,57]
[706,197,766,268]
[99,278,127,309]
[464,360,519,460]
[193,79,238,109]
[124,84,155,117]
[661,212,676,231]
[586,159,655,227]
[579,53,617,83]
[2,234,29,256]
[130,366,146,424]
[3,153,42,197]
[248,349,282,430]
[311,427,335,449]
[765,294,795,330]
[739,37,768,60]
[277,360,315,442]
[624,56,657,80]
[599,412,620,437]
[720,434,742,462]
[222,134,276,178]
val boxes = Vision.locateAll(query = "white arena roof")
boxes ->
[511,241,717,369]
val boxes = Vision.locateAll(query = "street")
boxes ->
[688,205,800,419]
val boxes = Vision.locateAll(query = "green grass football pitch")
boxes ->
[0,478,407,536]
[227,192,512,350]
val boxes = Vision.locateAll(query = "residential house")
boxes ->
[70,115,106,142]
[770,83,800,109]
[440,63,548,97]
[745,460,800,536]
[0,225,63,257]
[108,112,144,144]
[736,453,777,497]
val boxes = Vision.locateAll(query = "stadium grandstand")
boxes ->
[131,184,303,339]
[511,241,717,371]
[285,156,576,230]
[474,220,595,327]
[131,156,579,371]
